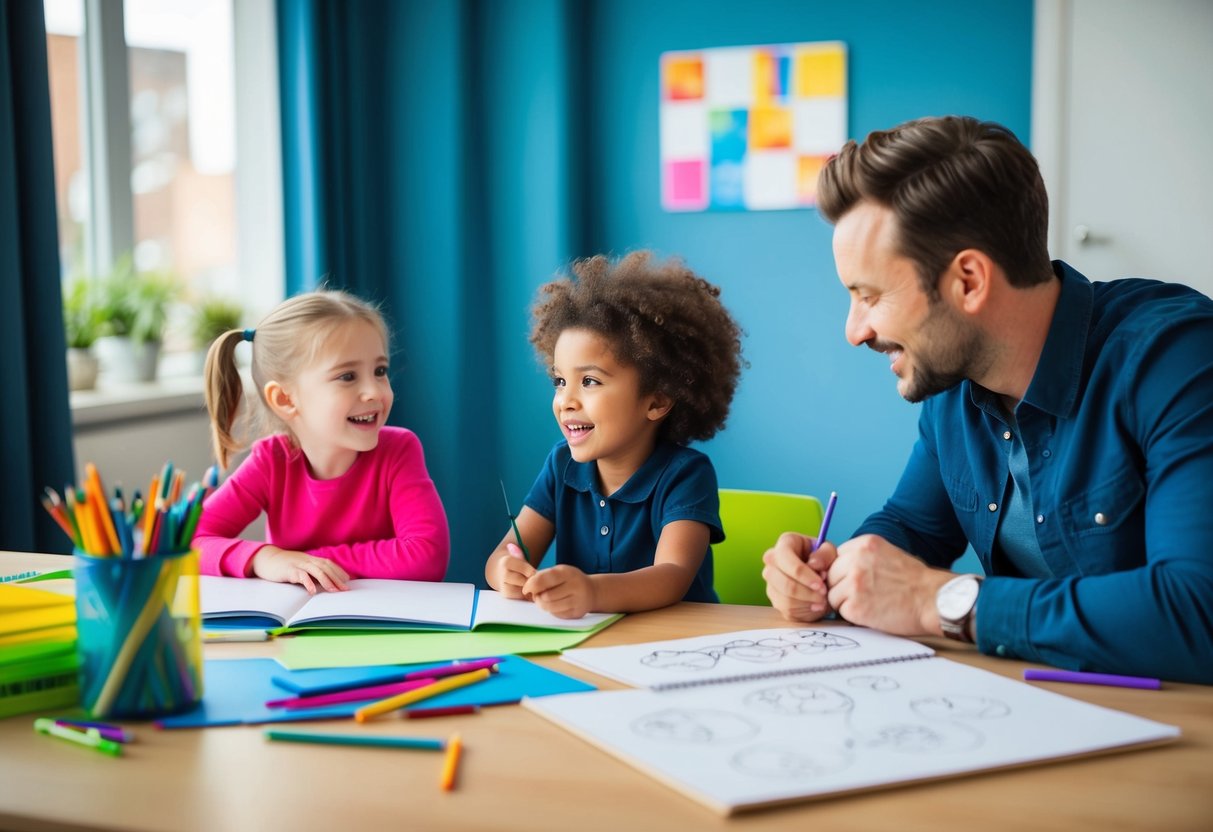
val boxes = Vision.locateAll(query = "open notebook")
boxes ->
[200,576,620,632]
[526,626,1179,815]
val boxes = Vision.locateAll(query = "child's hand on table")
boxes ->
[250,546,350,594]
[524,564,597,619]
[492,543,536,600]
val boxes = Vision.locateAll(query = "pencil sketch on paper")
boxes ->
[730,743,854,778]
[619,676,1014,780]
[911,695,1011,721]
[639,629,860,674]
[847,674,899,691]
[630,709,759,743]
[744,681,855,716]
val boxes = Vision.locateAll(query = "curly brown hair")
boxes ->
[529,251,745,445]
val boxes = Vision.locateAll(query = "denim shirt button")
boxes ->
[1094,512,1108,526]
[987,503,998,512]
[1042,449,1052,458]
[599,499,606,507]
[599,525,610,536]
[1003,430,1012,440]
[996,644,1007,656]
[1036,514,1045,524]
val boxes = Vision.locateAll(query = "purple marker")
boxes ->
[1023,668,1161,691]
[811,491,838,553]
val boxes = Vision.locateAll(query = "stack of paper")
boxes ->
[0,583,79,717]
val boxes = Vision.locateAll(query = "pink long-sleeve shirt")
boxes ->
[193,427,450,580]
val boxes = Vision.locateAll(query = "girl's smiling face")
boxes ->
[550,328,670,491]
[278,318,393,479]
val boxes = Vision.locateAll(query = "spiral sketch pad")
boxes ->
[559,626,937,690]
[533,628,1179,815]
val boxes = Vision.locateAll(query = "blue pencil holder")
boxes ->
[73,549,204,719]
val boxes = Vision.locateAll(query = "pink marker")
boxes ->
[271,678,433,710]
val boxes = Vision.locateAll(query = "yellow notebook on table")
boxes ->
[0,585,79,717]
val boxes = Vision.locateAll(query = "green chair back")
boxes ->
[713,488,824,606]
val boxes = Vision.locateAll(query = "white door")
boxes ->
[1033,0,1213,295]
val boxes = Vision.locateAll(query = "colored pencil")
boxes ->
[499,479,532,560]
[354,668,492,723]
[440,733,463,791]
[405,705,481,720]
[403,657,502,682]
[265,730,446,751]
[811,491,838,553]
[270,679,433,710]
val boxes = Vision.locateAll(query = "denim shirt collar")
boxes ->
[562,440,679,503]
[968,260,1093,420]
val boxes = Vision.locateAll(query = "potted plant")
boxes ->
[189,295,244,372]
[94,257,179,383]
[62,279,103,391]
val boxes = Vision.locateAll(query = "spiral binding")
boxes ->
[649,649,935,692]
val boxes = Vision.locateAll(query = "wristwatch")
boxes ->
[936,574,982,643]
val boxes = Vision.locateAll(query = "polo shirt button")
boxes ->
[1036,514,1045,524]
[1042,449,1051,458]
[599,499,606,507]
[1094,512,1107,526]
[1002,430,1012,440]
[996,644,1007,656]
[988,503,998,512]
[600,525,609,536]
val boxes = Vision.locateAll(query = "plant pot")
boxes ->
[95,336,162,383]
[66,348,100,391]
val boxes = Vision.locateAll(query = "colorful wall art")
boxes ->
[660,41,847,212]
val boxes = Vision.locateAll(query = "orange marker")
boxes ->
[440,733,462,791]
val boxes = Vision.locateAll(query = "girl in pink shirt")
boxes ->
[193,290,449,592]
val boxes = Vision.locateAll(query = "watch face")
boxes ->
[938,577,980,620]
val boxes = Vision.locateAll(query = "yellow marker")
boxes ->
[354,668,491,723]
[440,733,462,791]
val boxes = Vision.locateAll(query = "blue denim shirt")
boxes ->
[855,262,1213,683]
[524,440,723,603]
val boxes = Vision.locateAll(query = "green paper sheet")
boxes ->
[278,621,618,670]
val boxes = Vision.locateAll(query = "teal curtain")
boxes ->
[277,0,585,584]
[0,0,76,554]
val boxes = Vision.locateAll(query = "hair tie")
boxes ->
[242,328,256,343]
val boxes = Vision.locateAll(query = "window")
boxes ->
[45,0,283,379]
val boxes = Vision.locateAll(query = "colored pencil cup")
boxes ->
[73,549,204,718]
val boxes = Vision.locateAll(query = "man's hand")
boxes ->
[826,534,954,636]
[762,532,834,622]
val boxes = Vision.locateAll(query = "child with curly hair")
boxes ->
[486,251,745,617]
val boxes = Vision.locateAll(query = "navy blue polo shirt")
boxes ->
[524,440,723,603]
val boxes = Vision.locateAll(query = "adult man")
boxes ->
[763,116,1213,683]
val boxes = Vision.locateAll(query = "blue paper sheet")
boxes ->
[155,655,594,729]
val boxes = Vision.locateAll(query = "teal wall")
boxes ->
[287,0,1034,584]
[468,0,1032,583]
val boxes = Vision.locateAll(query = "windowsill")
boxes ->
[70,375,207,428]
